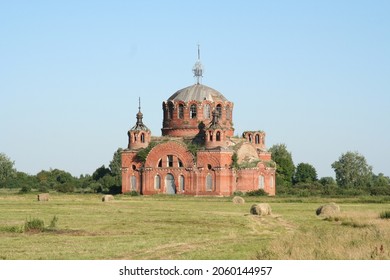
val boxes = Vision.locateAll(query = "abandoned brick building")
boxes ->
[121,50,276,196]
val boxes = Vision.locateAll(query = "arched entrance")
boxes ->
[165,173,176,194]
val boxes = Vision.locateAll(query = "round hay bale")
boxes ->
[102,194,114,202]
[316,202,340,216]
[250,203,272,216]
[233,196,245,204]
[37,193,49,201]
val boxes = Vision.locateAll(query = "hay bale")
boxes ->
[316,202,340,216]
[233,196,245,204]
[37,193,49,201]
[250,203,272,216]
[102,194,114,202]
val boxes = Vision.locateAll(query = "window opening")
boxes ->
[167,155,174,167]
[190,104,197,119]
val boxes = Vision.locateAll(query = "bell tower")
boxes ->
[128,98,151,150]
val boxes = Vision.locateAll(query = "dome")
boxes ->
[168,84,228,103]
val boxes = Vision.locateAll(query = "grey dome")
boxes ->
[168,84,228,103]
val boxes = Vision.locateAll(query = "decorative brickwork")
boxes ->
[121,55,275,196]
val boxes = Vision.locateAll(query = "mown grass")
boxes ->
[0,192,389,260]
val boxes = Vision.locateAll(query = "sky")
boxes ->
[1,0,389,178]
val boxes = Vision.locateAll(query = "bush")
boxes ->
[56,183,74,193]
[246,189,268,196]
[369,186,390,196]
[233,191,244,196]
[124,191,140,196]
[18,186,31,194]
[109,185,122,195]
[24,218,45,232]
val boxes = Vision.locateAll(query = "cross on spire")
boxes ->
[192,44,203,84]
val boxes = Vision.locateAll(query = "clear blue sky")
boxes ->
[1,1,389,178]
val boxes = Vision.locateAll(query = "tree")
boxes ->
[319,177,337,187]
[36,169,75,192]
[269,144,295,187]
[372,173,390,187]
[92,165,111,181]
[109,148,123,187]
[109,148,123,177]
[331,151,373,188]
[6,171,39,190]
[0,153,16,187]
[294,163,318,184]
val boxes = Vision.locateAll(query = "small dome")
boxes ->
[168,84,228,103]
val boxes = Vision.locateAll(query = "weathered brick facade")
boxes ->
[121,59,276,196]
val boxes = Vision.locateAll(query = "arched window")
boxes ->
[226,105,231,120]
[158,159,162,167]
[255,134,260,144]
[178,158,183,167]
[190,104,197,119]
[216,104,222,118]
[168,102,174,119]
[131,175,137,191]
[140,133,145,143]
[179,175,185,191]
[155,175,161,190]
[209,131,213,141]
[167,155,174,167]
[259,175,265,189]
[178,104,184,119]
[203,104,211,119]
[248,134,252,143]
[270,176,274,189]
[216,131,221,141]
[206,174,213,191]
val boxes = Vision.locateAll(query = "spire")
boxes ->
[192,44,203,84]
[131,97,150,131]
[136,97,143,124]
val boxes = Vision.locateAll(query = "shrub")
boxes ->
[379,210,390,219]
[109,185,122,195]
[233,191,244,196]
[18,186,31,194]
[246,189,268,196]
[124,191,139,196]
[24,218,45,232]
[56,183,74,193]
[370,186,390,196]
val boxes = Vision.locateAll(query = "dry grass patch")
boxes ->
[256,209,390,260]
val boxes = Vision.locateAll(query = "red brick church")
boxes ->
[121,49,276,196]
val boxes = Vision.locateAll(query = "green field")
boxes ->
[0,192,389,260]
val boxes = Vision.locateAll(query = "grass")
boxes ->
[0,192,389,260]
[380,210,390,219]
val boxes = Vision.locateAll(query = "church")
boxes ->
[121,49,276,196]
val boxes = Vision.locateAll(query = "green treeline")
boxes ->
[0,149,123,194]
[1,145,389,196]
[269,144,390,196]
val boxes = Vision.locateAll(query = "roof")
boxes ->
[130,111,150,131]
[167,84,228,103]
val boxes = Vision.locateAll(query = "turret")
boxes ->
[128,98,151,150]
